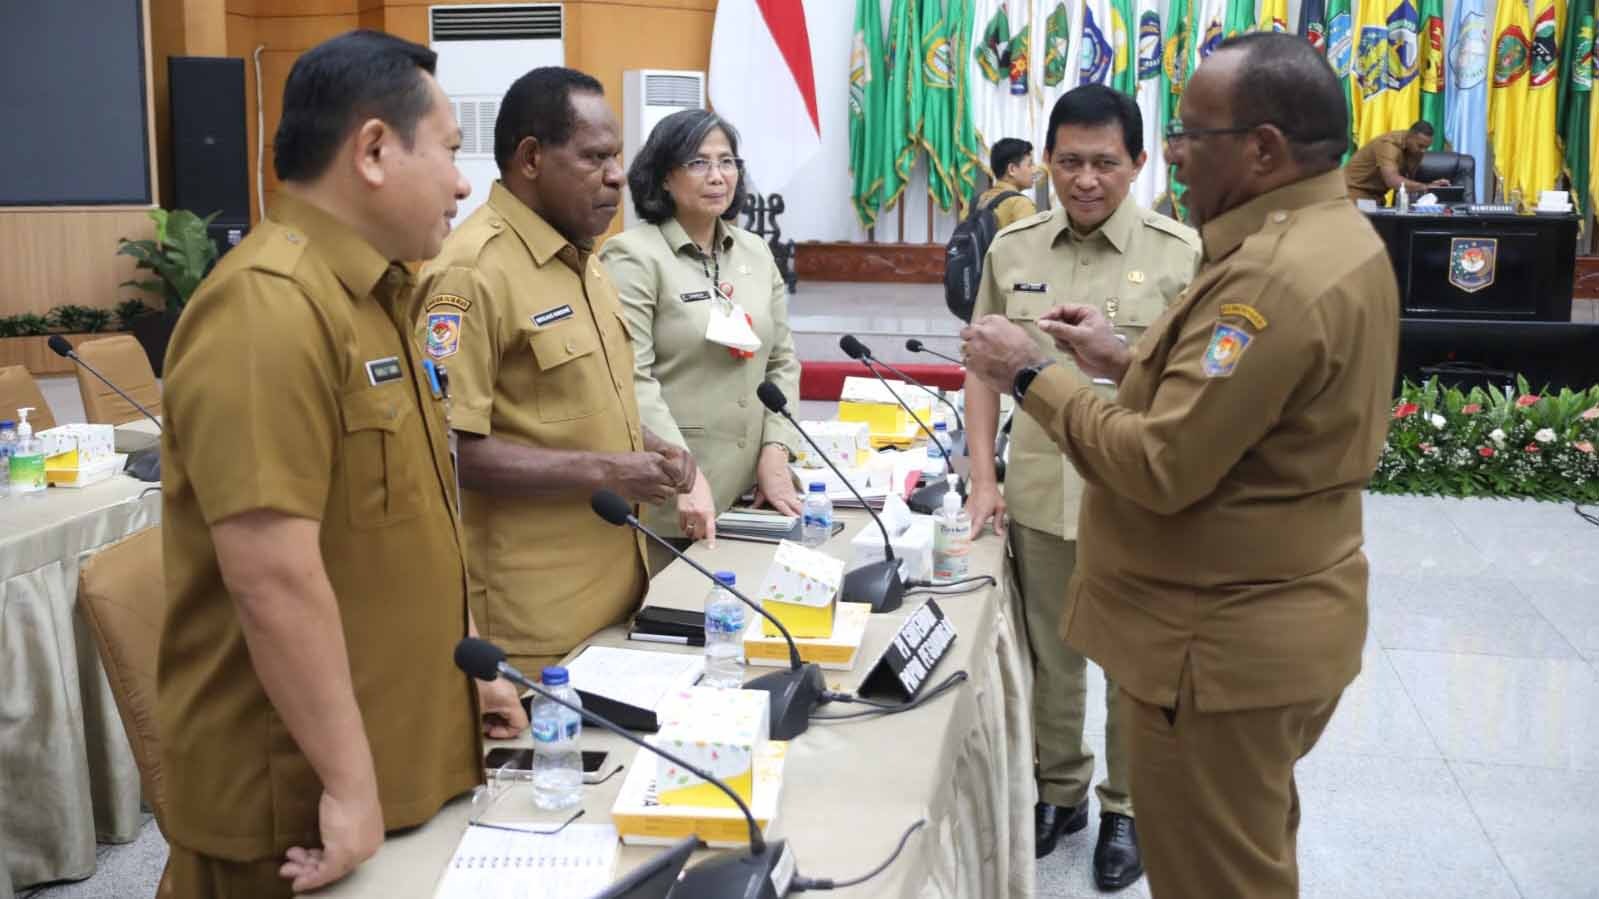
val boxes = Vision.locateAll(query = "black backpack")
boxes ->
[944,190,1023,322]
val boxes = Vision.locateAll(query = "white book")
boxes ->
[432,822,617,899]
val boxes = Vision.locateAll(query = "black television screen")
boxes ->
[0,0,151,205]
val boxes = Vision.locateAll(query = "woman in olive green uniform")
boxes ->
[600,110,802,571]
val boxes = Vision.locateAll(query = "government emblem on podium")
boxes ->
[1448,238,1497,293]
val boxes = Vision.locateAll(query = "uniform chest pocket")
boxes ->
[527,323,605,423]
[1004,288,1053,322]
[340,387,422,529]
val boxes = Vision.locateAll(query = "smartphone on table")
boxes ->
[483,747,615,784]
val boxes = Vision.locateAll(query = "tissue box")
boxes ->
[793,421,870,469]
[851,515,935,582]
[39,424,116,463]
[756,540,845,638]
[654,687,770,808]
[838,376,933,437]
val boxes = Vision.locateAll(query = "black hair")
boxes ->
[493,67,605,172]
[627,109,749,225]
[1043,84,1143,159]
[273,29,438,183]
[1408,120,1435,137]
[1215,32,1350,166]
[989,138,1034,182]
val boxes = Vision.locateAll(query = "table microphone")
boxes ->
[839,336,960,515]
[757,382,906,614]
[590,490,826,740]
[453,637,799,897]
[904,338,964,367]
[853,347,963,432]
[48,335,161,482]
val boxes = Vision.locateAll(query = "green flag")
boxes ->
[1112,0,1139,94]
[1559,0,1594,220]
[1419,0,1446,149]
[918,0,958,211]
[950,0,985,214]
[1162,0,1191,211]
[1044,1,1072,86]
[850,0,889,228]
[883,0,917,213]
[1325,0,1355,162]
[976,4,1011,83]
[1223,0,1255,37]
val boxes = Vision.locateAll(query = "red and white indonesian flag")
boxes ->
[708,0,822,195]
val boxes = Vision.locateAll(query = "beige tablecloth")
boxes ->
[321,515,1035,899]
[1,476,160,891]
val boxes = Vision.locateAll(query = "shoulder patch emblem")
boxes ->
[427,293,471,312]
[1202,322,1253,378]
[425,312,462,359]
[1219,303,1268,330]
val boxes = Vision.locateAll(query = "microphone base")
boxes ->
[746,663,826,741]
[841,558,906,614]
[908,475,964,516]
[673,840,792,898]
[123,447,161,483]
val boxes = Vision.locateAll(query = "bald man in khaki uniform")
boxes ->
[965,85,1199,892]
[963,34,1399,898]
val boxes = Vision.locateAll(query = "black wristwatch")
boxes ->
[1011,360,1055,403]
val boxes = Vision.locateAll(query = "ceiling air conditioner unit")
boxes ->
[430,4,563,225]
[622,69,706,229]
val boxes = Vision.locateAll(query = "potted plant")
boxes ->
[118,208,219,375]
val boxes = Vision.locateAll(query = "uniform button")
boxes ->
[738,438,747,448]
[284,231,301,244]
[564,339,576,354]
[1271,211,1288,223]
[1080,257,1091,266]
[490,220,503,230]
[738,397,749,408]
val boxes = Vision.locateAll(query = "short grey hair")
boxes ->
[626,109,748,225]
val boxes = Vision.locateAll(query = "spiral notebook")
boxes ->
[432,821,618,898]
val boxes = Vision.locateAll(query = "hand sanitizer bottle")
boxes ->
[9,407,46,498]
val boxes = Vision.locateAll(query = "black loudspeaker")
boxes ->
[169,56,250,226]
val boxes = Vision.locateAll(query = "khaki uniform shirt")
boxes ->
[1022,170,1400,712]
[974,197,1200,539]
[416,182,647,661]
[1344,131,1421,202]
[598,218,802,537]
[159,195,479,860]
[977,184,1039,231]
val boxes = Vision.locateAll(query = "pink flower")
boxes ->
[1461,403,1483,415]
[1525,443,1540,454]
[1517,394,1541,407]
[1577,441,1595,454]
[1394,402,1420,420]
[1479,446,1495,458]
[1418,442,1433,452]
[1583,407,1599,421]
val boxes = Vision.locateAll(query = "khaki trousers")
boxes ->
[1122,670,1341,899]
[163,845,290,899]
[1009,523,1132,815]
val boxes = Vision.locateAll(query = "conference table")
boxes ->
[326,515,1036,899]
[0,475,159,892]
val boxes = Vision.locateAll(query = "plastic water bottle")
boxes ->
[801,482,833,547]
[1397,183,1409,213]
[933,490,972,582]
[8,408,46,499]
[0,420,15,499]
[530,666,583,810]
[923,421,951,479]
[703,571,746,688]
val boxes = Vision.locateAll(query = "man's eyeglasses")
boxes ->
[1163,121,1260,144]
[466,759,590,836]
[681,157,744,177]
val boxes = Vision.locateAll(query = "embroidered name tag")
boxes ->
[1220,303,1268,330]
[1012,282,1049,293]
[365,356,403,386]
[532,304,574,327]
[680,289,713,303]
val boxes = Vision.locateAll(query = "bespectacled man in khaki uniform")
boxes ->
[158,31,524,898]
[964,34,1400,898]
[416,67,697,676]
[964,84,1199,892]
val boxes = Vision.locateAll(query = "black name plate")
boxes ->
[858,599,957,701]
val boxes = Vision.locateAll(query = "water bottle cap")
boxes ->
[0,420,12,429]
[808,482,826,493]
[540,666,569,686]
[934,421,948,431]
[714,570,736,586]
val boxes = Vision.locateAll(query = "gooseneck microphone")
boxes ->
[857,348,963,432]
[839,336,960,515]
[49,335,162,482]
[904,338,965,367]
[757,382,906,614]
[591,490,826,740]
[455,638,807,898]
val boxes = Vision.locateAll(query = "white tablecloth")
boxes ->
[319,515,1036,898]
[1,476,160,890]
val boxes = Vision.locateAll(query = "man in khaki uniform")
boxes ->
[417,67,695,674]
[964,84,1198,891]
[1344,120,1449,202]
[158,32,522,897]
[976,137,1040,230]
[963,34,1399,898]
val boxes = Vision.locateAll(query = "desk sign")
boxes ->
[858,600,957,701]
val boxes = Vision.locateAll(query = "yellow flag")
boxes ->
[1354,0,1395,145]
[1261,0,1290,31]
[1490,0,1533,197]
[1384,0,1424,133]
[1517,0,1564,195]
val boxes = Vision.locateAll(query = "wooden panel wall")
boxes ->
[0,209,157,314]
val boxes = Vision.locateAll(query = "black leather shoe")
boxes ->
[1034,800,1089,858]
[1093,813,1144,891]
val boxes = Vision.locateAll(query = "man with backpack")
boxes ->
[980,138,1040,230]
[962,85,1199,891]
[945,139,1038,321]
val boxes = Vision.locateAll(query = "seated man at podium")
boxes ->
[1344,120,1451,203]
